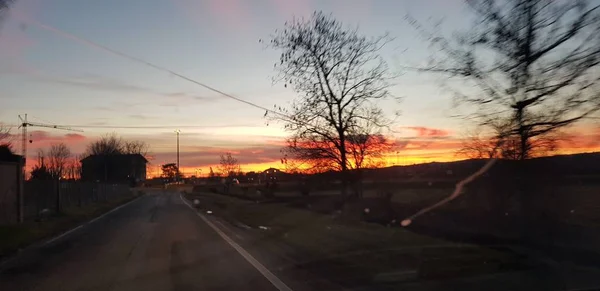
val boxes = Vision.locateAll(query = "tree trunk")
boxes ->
[514,106,534,242]
[339,133,348,201]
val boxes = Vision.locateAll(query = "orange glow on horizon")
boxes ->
[146,144,600,179]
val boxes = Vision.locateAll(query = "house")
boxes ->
[81,154,147,184]
[0,147,24,224]
[260,167,288,183]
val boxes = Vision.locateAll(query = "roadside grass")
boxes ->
[0,190,143,258]
[184,191,538,287]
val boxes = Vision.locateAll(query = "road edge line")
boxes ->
[0,193,144,270]
[179,193,293,291]
[44,194,142,245]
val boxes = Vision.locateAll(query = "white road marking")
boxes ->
[179,193,293,291]
[0,194,145,270]
[214,220,244,240]
[44,194,144,246]
[44,225,83,245]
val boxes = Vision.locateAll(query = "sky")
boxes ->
[0,0,599,177]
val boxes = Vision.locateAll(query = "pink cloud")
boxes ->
[403,126,452,138]
[4,130,89,171]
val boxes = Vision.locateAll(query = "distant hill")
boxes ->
[361,152,600,180]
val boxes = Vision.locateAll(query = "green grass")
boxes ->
[0,190,143,258]
[184,191,537,286]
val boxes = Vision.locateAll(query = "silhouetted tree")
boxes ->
[85,133,149,157]
[457,120,557,160]
[268,11,396,198]
[412,0,600,160]
[47,143,71,179]
[218,153,239,177]
[0,124,9,143]
[161,163,179,181]
[86,133,124,156]
[64,155,83,180]
[30,150,52,180]
[0,125,13,161]
[123,140,149,156]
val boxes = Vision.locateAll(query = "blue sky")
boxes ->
[0,0,515,172]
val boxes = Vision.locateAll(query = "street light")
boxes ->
[175,129,181,181]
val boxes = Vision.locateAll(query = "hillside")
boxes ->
[360,152,600,181]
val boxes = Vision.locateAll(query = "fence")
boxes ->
[23,180,131,221]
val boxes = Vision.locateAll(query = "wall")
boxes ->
[0,162,20,224]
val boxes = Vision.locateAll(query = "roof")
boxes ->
[0,145,23,163]
[81,154,148,164]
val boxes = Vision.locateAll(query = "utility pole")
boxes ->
[175,129,180,181]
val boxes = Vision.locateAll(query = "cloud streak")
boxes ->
[402,126,452,138]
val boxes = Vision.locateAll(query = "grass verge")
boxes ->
[0,190,144,259]
[184,191,543,289]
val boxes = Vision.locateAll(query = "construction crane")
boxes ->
[18,114,84,161]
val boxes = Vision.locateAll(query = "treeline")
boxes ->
[29,133,149,181]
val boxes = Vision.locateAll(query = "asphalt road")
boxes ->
[0,191,295,291]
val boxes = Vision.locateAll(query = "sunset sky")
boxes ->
[1,0,598,177]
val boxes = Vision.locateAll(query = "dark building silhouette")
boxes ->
[261,167,290,182]
[81,154,147,184]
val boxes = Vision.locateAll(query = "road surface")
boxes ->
[0,191,307,291]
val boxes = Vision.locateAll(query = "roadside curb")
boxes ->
[0,193,145,271]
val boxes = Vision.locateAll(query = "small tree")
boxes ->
[64,155,83,180]
[268,11,395,198]
[47,143,71,179]
[413,0,600,160]
[161,163,179,181]
[218,153,239,177]
[30,149,52,180]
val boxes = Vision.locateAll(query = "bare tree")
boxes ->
[47,143,71,179]
[0,125,10,144]
[85,133,149,157]
[64,155,83,180]
[218,153,239,177]
[86,133,124,156]
[412,0,600,161]
[30,149,52,180]
[268,11,395,198]
[0,125,13,158]
[458,119,557,160]
[123,140,149,156]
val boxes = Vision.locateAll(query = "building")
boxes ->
[260,167,288,183]
[0,147,24,223]
[81,154,147,184]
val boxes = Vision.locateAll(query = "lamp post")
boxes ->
[175,129,181,181]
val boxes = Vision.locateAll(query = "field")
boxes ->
[182,184,600,290]
[188,172,600,264]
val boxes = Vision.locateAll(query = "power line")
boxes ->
[12,11,289,121]
[0,124,264,129]
[56,124,260,129]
